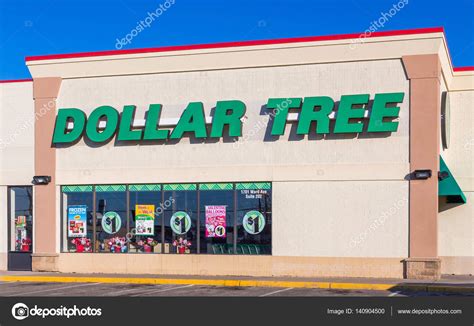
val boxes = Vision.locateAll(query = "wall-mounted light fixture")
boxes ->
[32,176,51,185]
[412,170,432,180]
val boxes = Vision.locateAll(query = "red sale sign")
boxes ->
[205,205,226,238]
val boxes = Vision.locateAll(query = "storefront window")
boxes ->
[62,186,94,253]
[9,186,33,252]
[129,185,162,253]
[163,184,197,254]
[95,185,127,253]
[60,182,272,255]
[199,184,234,254]
[236,183,272,255]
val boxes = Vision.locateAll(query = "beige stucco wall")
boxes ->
[47,253,404,278]
[0,82,35,185]
[273,181,408,258]
[56,59,409,184]
[0,82,35,270]
[439,89,474,275]
[439,194,474,275]
[53,59,411,261]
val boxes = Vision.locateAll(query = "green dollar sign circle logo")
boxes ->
[102,211,122,234]
[170,211,191,234]
[243,211,265,235]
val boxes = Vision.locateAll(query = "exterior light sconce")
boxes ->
[412,170,432,180]
[32,176,51,185]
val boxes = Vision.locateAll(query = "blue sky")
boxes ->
[0,0,473,80]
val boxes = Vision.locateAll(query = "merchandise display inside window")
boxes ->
[9,186,34,252]
[163,184,198,254]
[236,183,272,255]
[61,186,93,253]
[95,186,127,253]
[199,184,234,254]
[129,185,162,253]
[61,182,272,255]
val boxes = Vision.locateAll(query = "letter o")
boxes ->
[86,106,119,142]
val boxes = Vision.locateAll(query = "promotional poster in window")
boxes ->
[67,206,87,238]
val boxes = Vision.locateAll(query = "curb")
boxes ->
[1,275,473,293]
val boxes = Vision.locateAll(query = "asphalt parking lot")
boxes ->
[0,281,472,297]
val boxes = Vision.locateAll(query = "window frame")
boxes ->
[197,183,236,254]
[128,185,163,253]
[8,186,34,253]
[60,182,272,255]
[60,185,94,253]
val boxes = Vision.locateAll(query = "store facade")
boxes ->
[0,27,472,279]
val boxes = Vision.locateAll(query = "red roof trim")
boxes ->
[25,27,444,62]
[453,66,474,72]
[0,78,33,84]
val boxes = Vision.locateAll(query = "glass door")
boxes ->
[8,186,33,271]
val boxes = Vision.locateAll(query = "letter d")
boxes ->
[52,108,87,144]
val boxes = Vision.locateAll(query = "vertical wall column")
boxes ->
[402,54,441,279]
[32,77,61,271]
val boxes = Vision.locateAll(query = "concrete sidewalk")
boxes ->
[1,271,473,293]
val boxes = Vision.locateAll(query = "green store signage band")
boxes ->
[52,92,404,144]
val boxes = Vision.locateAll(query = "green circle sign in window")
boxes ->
[101,211,122,235]
[243,211,265,235]
[170,211,191,235]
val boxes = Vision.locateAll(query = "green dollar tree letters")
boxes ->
[367,92,404,132]
[296,96,334,135]
[210,100,246,137]
[85,106,119,142]
[52,108,86,143]
[52,92,404,144]
[170,102,207,139]
[334,94,370,133]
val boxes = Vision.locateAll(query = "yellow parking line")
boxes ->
[0,275,472,293]
[329,282,393,291]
